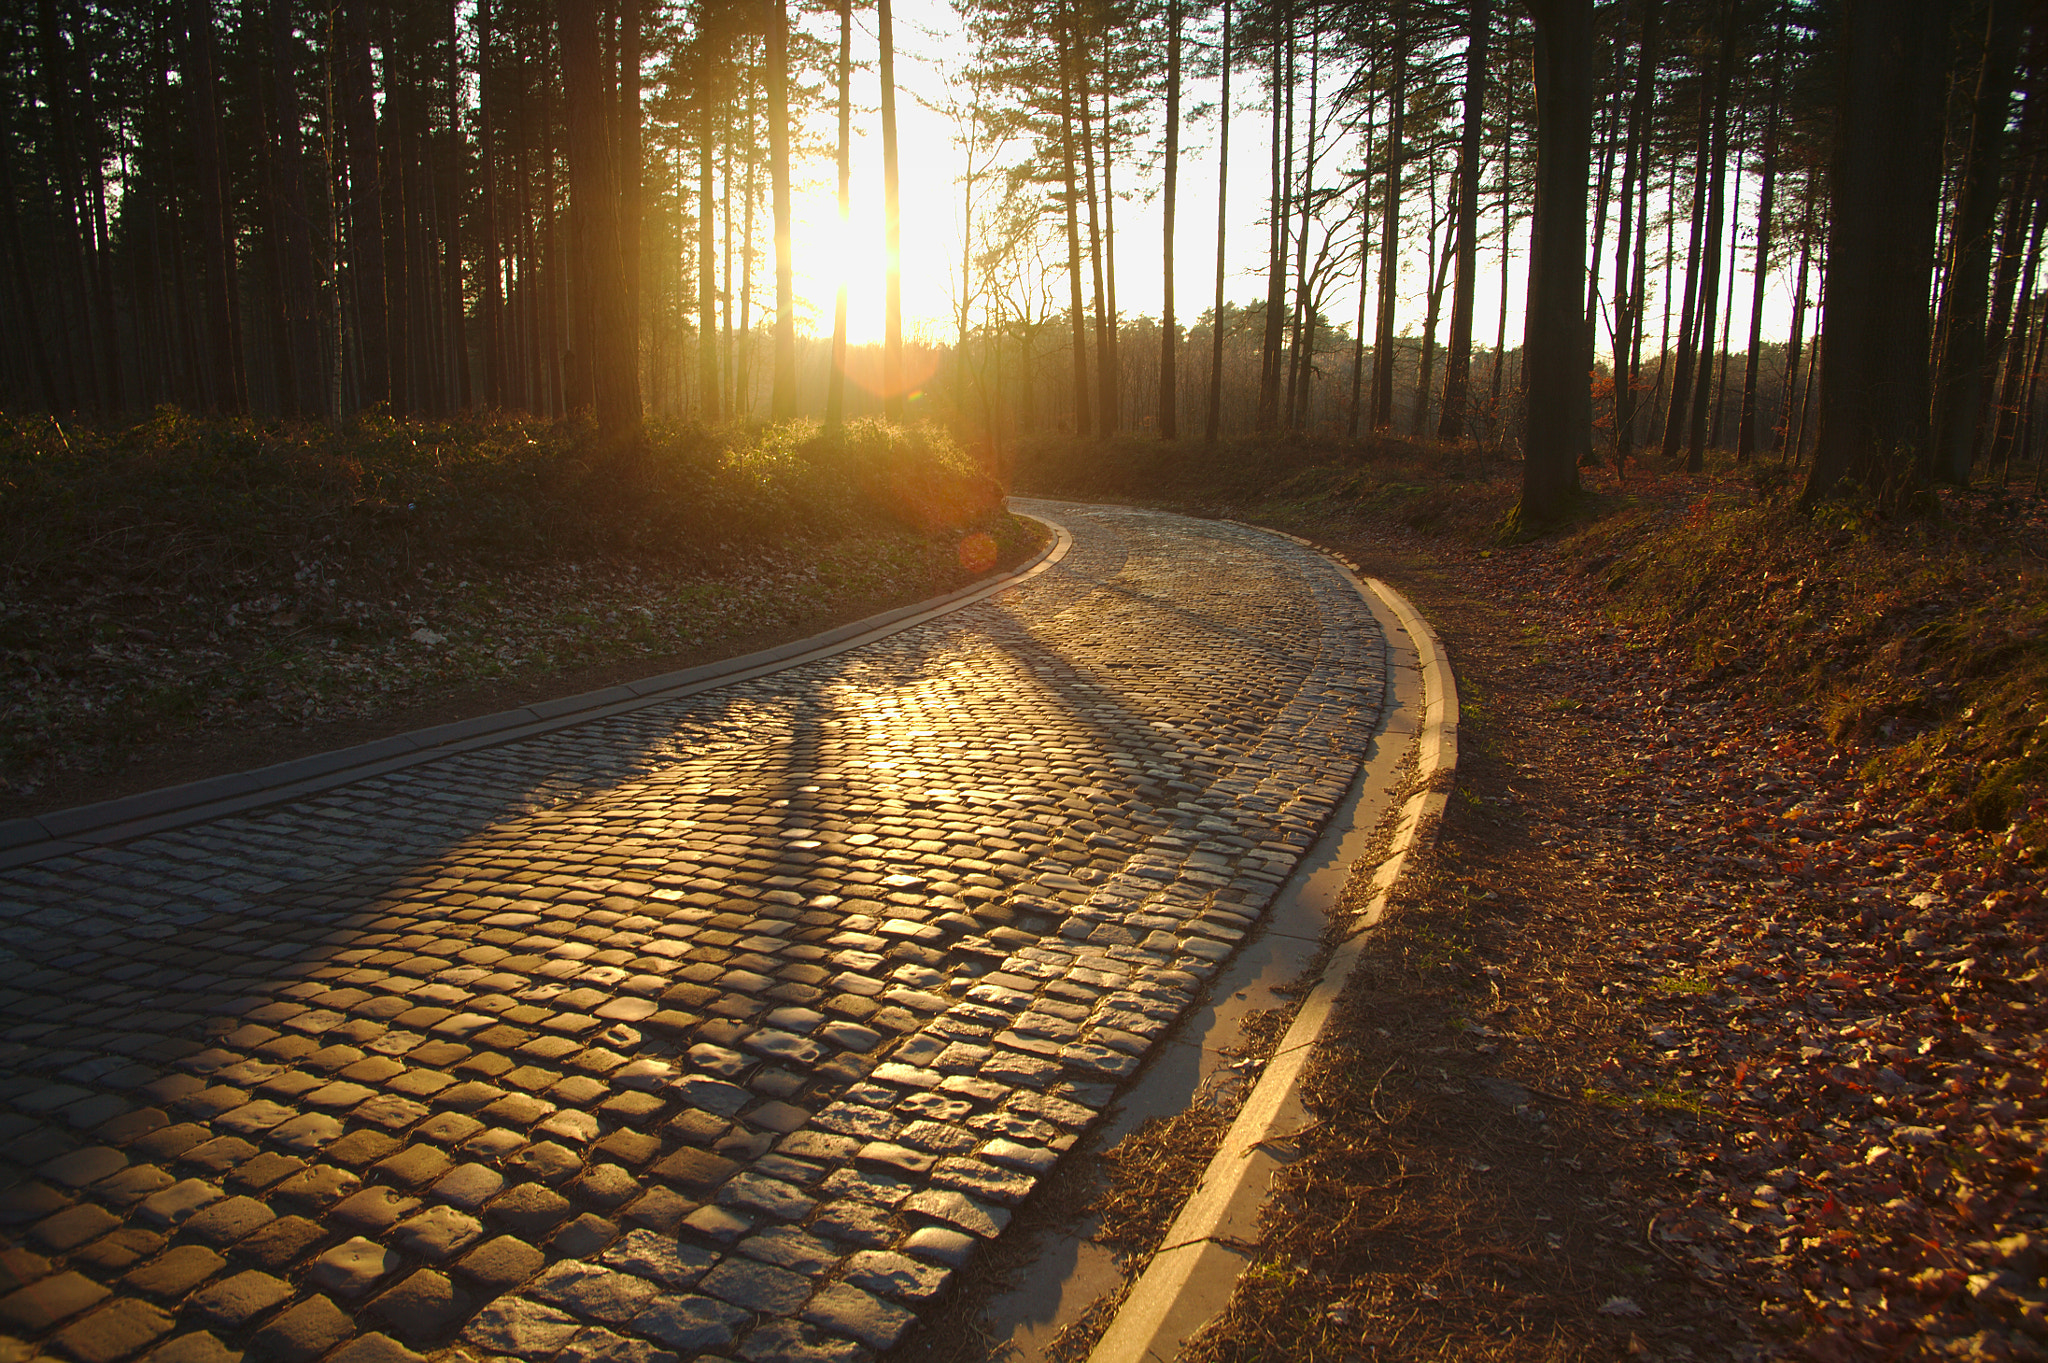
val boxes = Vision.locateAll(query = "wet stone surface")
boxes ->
[0,502,1385,1362]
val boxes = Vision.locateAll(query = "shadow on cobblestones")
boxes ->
[0,504,1387,1363]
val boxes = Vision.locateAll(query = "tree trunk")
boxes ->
[1373,2,1407,430]
[1612,0,1656,469]
[827,0,851,430]
[1685,22,1734,473]
[739,81,757,414]
[879,0,905,421]
[1438,0,1489,442]
[1658,70,1713,463]
[1079,52,1113,434]
[1989,195,2045,471]
[1100,80,1121,432]
[37,0,103,411]
[1491,52,1513,418]
[186,0,247,414]
[618,0,644,416]
[0,105,58,410]
[444,0,470,411]
[1159,0,1181,437]
[1930,0,2024,483]
[1583,26,1624,336]
[559,0,638,437]
[698,42,722,422]
[1776,176,1816,456]
[1348,107,1375,441]
[1801,0,1950,508]
[1286,22,1316,431]
[1413,165,1454,437]
[1257,4,1291,431]
[1058,13,1092,435]
[1707,139,1745,452]
[1737,20,1787,466]
[767,0,796,420]
[479,0,506,409]
[1519,0,1593,525]
[1203,0,1230,442]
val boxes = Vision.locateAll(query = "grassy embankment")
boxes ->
[0,409,1039,816]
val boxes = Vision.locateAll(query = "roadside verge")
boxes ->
[1084,543,1459,1363]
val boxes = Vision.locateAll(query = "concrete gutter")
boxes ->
[1086,540,1459,1363]
[0,515,1072,872]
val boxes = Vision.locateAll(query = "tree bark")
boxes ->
[1203,0,1231,443]
[1612,0,1656,468]
[1438,0,1490,442]
[1058,13,1093,435]
[1776,175,1816,456]
[479,0,506,409]
[1159,0,1181,437]
[827,0,851,430]
[618,0,644,417]
[1257,3,1291,431]
[698,40,723,422]
[1287,22,1317,430]
[186,0,247,414]
[1737,16,1787,466]
[1079,50,1113,433]
[1519,0,1592,525]
[1373,2,1407,430]
[1930,0,2024,483]
[1100,78,1121,432]
[880,0,906,422]
[767,0,797,420]
[559,0,639,436]
[1685,19,1734,474]
[1658,67,1713,463]
[1801,0,1951,507]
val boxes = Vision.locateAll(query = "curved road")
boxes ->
[0,502,1386,1363]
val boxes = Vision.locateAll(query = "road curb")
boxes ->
[1086,543,1458,1363]
[0,513,1071,871]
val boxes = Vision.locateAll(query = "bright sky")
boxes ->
[785,0,1805,360]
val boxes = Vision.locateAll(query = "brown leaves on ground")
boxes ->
[1180,485,2045,1362]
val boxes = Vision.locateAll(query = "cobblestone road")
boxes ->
[0,502,1386,1363]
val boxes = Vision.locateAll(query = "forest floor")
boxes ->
[1005,443,2047,1362]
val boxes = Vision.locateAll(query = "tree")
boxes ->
[1158,0,1181,437]
[1802,0,1952,507]
[767,0,797,419]
[1204,0,1232,443]
[826,0,853,430]
[1929,0,2023,483]
[1437,0,1489,442]
[880,0,906,422]
[1371,0,1406,431]
[1736,6,1788,466]
[1257,2,1291,431]
[558,0,639,437]
[1519,0,1592,526]
[186,0,247,414]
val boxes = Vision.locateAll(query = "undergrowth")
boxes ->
[0,409,1022,805]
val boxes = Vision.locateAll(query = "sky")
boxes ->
[779,0,1806,361]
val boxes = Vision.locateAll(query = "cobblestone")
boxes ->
[0,504,1384,1362]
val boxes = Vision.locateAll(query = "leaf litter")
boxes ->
[1164,477,2045,1362]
